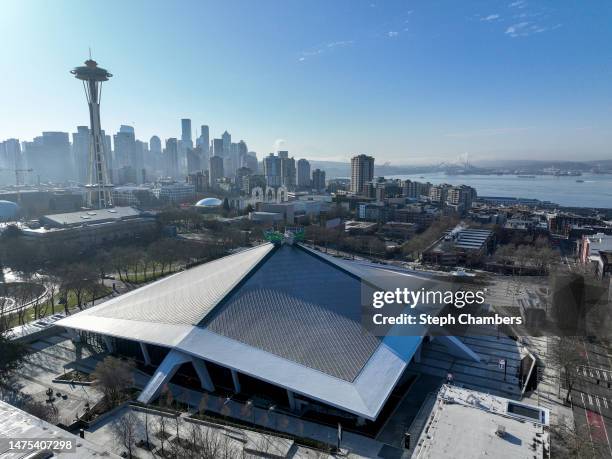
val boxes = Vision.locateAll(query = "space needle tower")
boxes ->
[71,58,114,208]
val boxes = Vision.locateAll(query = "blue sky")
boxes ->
[1,0,611,164]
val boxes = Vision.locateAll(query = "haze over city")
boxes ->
[3,3,612,458]
[1,0,611,164]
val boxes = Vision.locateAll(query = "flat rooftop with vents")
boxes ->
[414,385,549,459]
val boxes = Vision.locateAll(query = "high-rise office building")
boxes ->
[134,140,146,181]
[225,140,248,178]
[297,159,311,189]
[187,147,203,173]
[149,135,162,154]
[235,166,252,193]
[181,119,193,149]
[148,135,162,175]
[113,125,136,169]
[72,126,90,183]
[164,138,179,179]
[350,154,374,195]
[22,132,72,183]
[196,125,210,155]
[221,131,231,153]
[263,153,281,187]
[245,152,258,173]
[0,139,22,184]
[209,155,224,189]
[312,168,326,192]
[281,156,296,190]
[212,138,224,157]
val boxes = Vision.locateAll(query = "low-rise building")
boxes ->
[358,202,386,222]
[414,385,549,458]
[112,185,152,206]
[0,189,84,216]
[579,233,612,264]
[345,220,377,234]
[422,225,494,266]
[187,170,209,193]
[394,205,439,230]
[249,211,284,223]
[597,251,612,278]
[0,400,119,458]
[152,180,195,203]
[21,206,157,246]
[259,200,327,224]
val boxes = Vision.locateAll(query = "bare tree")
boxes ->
[111,408,141,459]
[550,422,608,458]
[92,250,113,281]
[155,414,170,456]
[30,277,48,320]
[92,356,134,407]
[62,263,99,310]
[143,408,151,451]
[548,336,583,403]
[21,399,58,424]
[187,422,203,455]
[42,271,60,315]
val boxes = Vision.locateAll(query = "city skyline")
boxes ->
[1,0,612,164]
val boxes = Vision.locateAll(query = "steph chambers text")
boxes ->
[372,313,523,326]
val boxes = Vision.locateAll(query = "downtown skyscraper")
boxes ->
[297,159,311,189]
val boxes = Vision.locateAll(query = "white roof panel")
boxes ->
[65,243,274,326]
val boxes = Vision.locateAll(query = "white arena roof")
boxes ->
[58,242,460,420]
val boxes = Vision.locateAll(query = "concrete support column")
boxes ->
[102,336,114,353]
[140,342,152,366]
[65,328,80,342]
[137,349,191,404]
[287,390,296,411]
[231,369,241,393]
[357,417,366,426]
[192,359,215,392]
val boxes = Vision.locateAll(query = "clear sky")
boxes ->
[1,0,611,164]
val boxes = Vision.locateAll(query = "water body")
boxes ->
[387,173,612,209]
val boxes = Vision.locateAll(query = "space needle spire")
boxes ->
[71,58,114,208]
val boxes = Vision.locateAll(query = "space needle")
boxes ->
[71,58,114,209]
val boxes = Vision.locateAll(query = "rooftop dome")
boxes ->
[195,197,223,208]
[0,200,18,220]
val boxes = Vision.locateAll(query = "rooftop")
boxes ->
[429,226,493,252]
[57,242,443,419]
[415,385,549,459]
[0,400,119,458]
[203,244,381,381]
[40,206,145,227]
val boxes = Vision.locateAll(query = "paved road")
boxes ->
[570,339,612,457]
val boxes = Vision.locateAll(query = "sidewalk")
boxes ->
[520,336,574,430]
[41,333,396,458]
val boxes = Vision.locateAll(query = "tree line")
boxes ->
[0,232,231,325]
